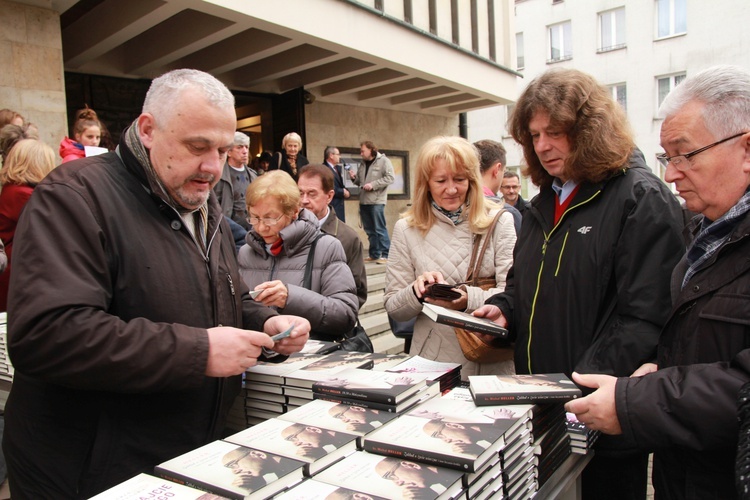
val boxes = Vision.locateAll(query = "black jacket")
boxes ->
[325,161,347,222]
[616,212,750,499]
[4,139,277,497]
[273,150,309,180]
[487,153,684,378]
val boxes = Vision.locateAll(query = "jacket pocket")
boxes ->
[699,292,750,326]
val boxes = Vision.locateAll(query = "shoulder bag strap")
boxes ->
[302,233,326,290]
[466,209,505,284]
[275,151,283,170]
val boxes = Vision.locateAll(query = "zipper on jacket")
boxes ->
[555,229,571,276]
[525,189,601,374]
[227,273,237,323]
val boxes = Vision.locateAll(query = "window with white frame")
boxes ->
[516,33,525,69]
[548,21,572,62]
[609,83,627,111]
[657,73,686,108]
[599,7,626,52]
[656,0,686,38]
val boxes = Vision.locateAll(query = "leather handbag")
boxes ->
[303,234,374,353]
[455,210,510,363]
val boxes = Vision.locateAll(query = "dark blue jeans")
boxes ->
[360,204,390,259]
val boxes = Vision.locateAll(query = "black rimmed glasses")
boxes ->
[246,214,286,227]
[656,132,747,171]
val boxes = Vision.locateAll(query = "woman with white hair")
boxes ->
[272,132,309,180]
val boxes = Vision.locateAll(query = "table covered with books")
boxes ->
[93,343,598,499]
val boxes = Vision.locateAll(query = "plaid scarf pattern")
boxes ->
[683,188,750,289]
[431,200,465,226]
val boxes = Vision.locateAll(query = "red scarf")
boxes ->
[270,238,283,256]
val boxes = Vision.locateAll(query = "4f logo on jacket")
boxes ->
[577,226,593,234]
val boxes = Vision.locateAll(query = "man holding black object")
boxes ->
[3,69,310,498]
[474,68,684,499]
[566,65,750,500]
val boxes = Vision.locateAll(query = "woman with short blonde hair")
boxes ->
[384,136,516,378]
[238,171,357,341]
[0,139,57,311]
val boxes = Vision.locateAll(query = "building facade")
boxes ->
[2,0,519,234]
[468,0,750,200]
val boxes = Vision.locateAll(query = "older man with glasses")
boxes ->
[567,65,750,500]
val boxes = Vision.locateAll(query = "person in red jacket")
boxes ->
[58,105,102,163]
[0,139,57,311]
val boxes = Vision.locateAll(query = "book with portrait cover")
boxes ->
[89,473,228,500]
[362,397,529,472]
[278,398,398,447]
[313,381,441,414]
[153,440,305,500]
[244,353,325,386]
[385,355,461,392]
[223,417,358,477]
[275,478,390,500]
[312,367,428,404]
[283,351,375,389]
[469,373,582,406]
[421,303,509,338]
[315,451,464,500]
[370,353,411,371]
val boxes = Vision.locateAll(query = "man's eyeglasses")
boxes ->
[656,132,747,171]
[247,214,286,227]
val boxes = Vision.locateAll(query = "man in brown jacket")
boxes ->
[3,69,310,498]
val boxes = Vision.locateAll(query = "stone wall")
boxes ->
[0,0,66,154]
[305,100,458,247]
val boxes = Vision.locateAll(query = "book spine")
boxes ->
[313,393,399,412]
[473,391,579,406]
[154,468,242,500]
[433,313,506,337]
[312,385,395,404]
[362,440,474,472]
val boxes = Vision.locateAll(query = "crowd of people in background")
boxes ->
[1,62,750,499]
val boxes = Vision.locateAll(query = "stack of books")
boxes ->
[280,351,376,406]
[363,396,530,477]
[242,351,376,426]
[384,355,462,393]
[275,477,390,500]
[0,312,13,384]
[90,472,229,499]
[153,439,306,499]
[243,353,327,425]
[278,398,399,448]
[223,417,359,477]
[442,385,536,499]
[467,373,583,496]
[566,411,600,455]
[530,403,570,487]
[314,450,465,500]
[311,367,439,413]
